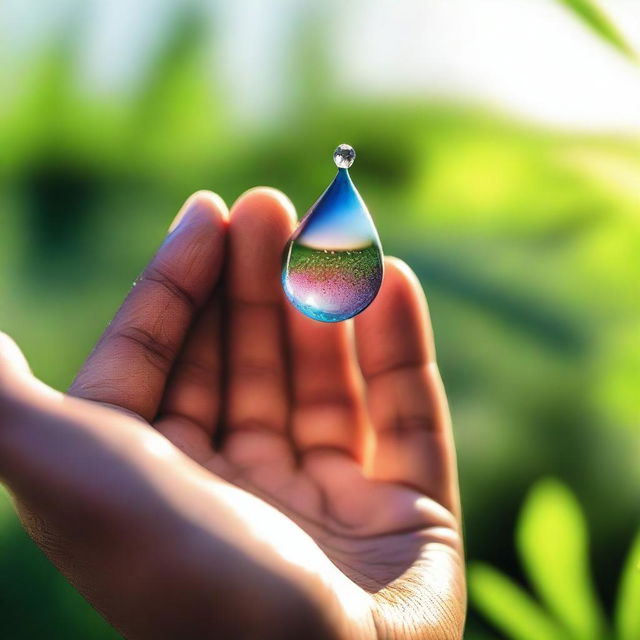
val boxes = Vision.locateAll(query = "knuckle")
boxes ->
[114,325,174,375]
[377,413,437,439]
[142,264,198,313]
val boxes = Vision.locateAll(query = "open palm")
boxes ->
[0,189,464,639]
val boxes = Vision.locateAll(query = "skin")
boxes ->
[0,189,465,639]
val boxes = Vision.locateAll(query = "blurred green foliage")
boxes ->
[518,480,606,639]
[558,0,637,61]
[0,3,639,639]
[470,479,640,640]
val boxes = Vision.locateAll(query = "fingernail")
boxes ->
[168,198,199,234]
[168,192,228,234]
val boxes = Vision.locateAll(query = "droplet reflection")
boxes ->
[282,145,384,322]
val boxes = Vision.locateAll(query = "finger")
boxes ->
[155,295,223,461]
[288,310,368,462]
[0,332,31,382]
[70,191,228,421]
[354,258,460,517]
[223,188,296,466]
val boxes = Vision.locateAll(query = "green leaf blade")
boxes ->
[615,529,640,640]
[516,479,607,640]
[469,563,569,640]
[558,0,637,61]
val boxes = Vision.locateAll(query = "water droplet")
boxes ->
[282,144,384,322]
[333,143,356,169]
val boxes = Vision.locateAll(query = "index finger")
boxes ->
[70,191,228,421]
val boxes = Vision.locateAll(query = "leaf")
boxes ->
[469,563,569,640]
[516,479,607,640]
[615,529,640,640]
[557,0,637,61]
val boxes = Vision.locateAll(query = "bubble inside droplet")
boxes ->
[333,144,356,169]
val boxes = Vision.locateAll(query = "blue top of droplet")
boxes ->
[292,167,379,250]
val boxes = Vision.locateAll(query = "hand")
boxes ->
[0,189,465,639]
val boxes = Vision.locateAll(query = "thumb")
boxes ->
[0,332,59,486]
[0,332,31,383]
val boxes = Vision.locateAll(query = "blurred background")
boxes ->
[0,0,639,638]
